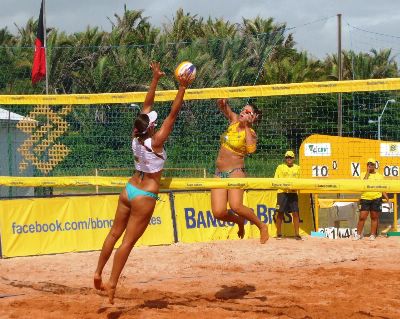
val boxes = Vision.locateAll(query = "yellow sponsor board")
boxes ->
[173,191,313,243]
[300,134,400,180]
[0,191,315,257]
[0,194,173,257]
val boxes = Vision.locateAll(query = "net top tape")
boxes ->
[1,78,399,105]
[1,176,399,192]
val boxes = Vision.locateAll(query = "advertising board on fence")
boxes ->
[0,191,314,257]
[0,193,173,257]
[173,191,313,243]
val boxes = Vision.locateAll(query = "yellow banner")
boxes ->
[0,194,173,258]
[173,191,313,243]
[0,78,399,105]
[1,176,400,192]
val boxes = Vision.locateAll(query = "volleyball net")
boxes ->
[0,77,399,196]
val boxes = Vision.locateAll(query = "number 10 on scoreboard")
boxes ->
[312,165,329,177]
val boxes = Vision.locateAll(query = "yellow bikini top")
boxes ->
[220,122,256,155]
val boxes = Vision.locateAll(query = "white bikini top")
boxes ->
[132,137,166,173]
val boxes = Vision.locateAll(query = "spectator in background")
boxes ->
[354,158,390,241]
[274,150,302,240]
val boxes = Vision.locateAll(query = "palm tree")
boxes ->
[163,8,205,42]
[264,52,325,83]
[1,20,40,93]
[0,28,16,91]
[324,49,398,80]
[202,17,237,38]
[0,27,14,45]
[108,6,159,46]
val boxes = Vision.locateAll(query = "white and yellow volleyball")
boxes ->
[174,61,196,83]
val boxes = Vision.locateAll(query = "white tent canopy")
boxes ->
[0,107,34,197]
[0,107,34,122]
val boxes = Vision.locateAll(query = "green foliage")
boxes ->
[1,7,399,178]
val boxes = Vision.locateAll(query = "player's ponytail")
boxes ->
[132,114,150,139]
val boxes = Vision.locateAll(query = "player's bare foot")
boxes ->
[237,217,245,239]
[103,282,116,304]
[260,224,269,244]
[94,273,104,290]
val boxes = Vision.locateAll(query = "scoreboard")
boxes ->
[299,134,400,180]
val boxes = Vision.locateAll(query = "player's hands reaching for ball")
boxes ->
[150,61,165,80]
[178,69,193,89]
[217,99,230,112]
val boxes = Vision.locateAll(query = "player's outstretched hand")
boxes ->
[247,113,259,125]
[178,69,192,88]
[217,98,228,109]
[241,111,257,126]
[150,61,165,79]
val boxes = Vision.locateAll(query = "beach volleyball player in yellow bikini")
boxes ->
[211,98,269,244]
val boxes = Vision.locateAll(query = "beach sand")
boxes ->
[1,236,399,318]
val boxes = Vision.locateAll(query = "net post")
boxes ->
[169,192,179,243]
[394,195,398,232]
[95,168,99,194]
[0,232,2,258]
[315,194,319,231]
[337,13,343,137]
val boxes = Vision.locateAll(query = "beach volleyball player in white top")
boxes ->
[94,62,192,304]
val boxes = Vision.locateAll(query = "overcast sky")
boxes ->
[1,0,400,59]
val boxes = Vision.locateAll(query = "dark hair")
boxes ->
[248,103,262,124]
[132,113,150,138]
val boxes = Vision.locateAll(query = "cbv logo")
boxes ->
[304,143,331,156]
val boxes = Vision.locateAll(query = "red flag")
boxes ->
[32,0,46,84]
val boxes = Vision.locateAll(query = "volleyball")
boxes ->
[174,61,196,83]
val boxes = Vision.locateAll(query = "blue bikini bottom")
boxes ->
[215,167,245,178]
[125,183,158,201]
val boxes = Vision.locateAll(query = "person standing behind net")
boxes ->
[94,62,192,304]
[211,98,269,244]
[353,158,390,241]
[274,150,302,240]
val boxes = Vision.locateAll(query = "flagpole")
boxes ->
[42,0,51,192]
[43,0,49,95]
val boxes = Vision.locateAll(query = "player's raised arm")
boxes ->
[217,98,238,123]
[142,61,165,114]
[152,71,192,148]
